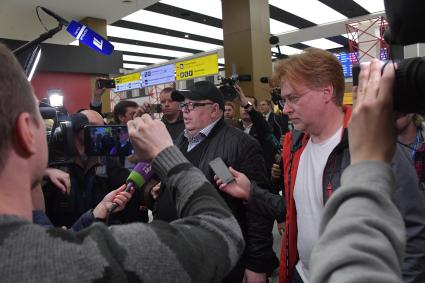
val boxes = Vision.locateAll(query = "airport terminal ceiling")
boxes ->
[0,0,385,70]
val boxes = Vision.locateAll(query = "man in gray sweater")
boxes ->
[0,43,244,282]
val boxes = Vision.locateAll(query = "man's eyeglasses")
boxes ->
[281,90,311,106]
[179,102,215,111]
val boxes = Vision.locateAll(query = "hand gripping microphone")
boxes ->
[109,162,155,213]
[40,7,114,55]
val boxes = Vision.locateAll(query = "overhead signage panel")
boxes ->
[175,53,218,81]
[141,64,175,87]
[114,73,141,92]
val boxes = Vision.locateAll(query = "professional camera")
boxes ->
[218,76,239,101]
[39,102,80,165]
[218,74,252,101]
[352,58,425,113]
[351,0,425,114]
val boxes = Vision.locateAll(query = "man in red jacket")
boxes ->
[275,48,347,283]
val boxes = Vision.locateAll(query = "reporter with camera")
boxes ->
[235,85,281,183]
[0,43,244,282]
[43,109,148,226]
[139,87,185,142]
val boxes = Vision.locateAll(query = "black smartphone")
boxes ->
[96,78,116,89]
[150,104,162,113]
[209,157,235,184]
[84,125,133,156]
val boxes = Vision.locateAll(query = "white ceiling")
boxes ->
[0,0,159,44]
[0,0,386,71]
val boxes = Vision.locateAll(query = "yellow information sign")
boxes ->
[114,72,140,85]
[175,53,218,81]
[343,92,353,105]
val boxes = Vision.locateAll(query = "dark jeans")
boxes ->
[291,269,304,283]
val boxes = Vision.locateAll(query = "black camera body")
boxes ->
[219,76,239,101]
[352,57,425,113]
[39,105,78,166]
[96,78,116,89]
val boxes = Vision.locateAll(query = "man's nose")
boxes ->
[282,103,293,115]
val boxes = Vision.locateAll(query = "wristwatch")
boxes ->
[243,101,253,110]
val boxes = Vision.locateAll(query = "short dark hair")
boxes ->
[160,87,174,95]
[0,43,38,171]
[225,101,235,110]
[113,100,138,123]
[261,99,272,107]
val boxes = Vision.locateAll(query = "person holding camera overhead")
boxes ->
[138,87,185,142]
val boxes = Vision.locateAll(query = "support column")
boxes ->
[80,17,111,113]
[221,0,272,103]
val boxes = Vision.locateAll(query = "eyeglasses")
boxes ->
[281,90,311,106]
[179,102,215,111]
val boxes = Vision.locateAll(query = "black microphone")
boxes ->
[39,7,114,55]
[40,7,69,26]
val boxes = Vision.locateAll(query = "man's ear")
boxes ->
[322,84,335,103]
[15,112,37,156]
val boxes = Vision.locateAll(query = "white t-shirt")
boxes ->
[294,127,342,282]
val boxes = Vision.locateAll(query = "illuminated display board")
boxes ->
[141,64,175,87]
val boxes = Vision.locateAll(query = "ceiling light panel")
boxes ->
[123,55,166,64]
[123,10,223,40]
[301,38,343,49]
[112,42,193,58]
[107,26,221,51]
[270,19,298,35]
[160,0,223,19]
[123,63,147,69]
[269,0,347,24]
[352,0,385,13]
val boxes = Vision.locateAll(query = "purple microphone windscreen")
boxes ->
[66,20,114,55]
[127,162,154,190]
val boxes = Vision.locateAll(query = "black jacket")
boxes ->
[239,108,280,177]
[43,157,148,228]
[266,112,289,141]
[155,118,279,274]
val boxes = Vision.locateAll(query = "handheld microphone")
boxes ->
[40,7,114,55]
[109,162,155,213]
[66,20,114,55]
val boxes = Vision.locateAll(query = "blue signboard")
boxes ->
[141,64,175,87]
[335,52,358,78]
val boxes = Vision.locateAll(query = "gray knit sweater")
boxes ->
[310,161,405,283]
[0,146,244,282]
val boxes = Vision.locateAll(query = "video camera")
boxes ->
[218,74,252,101]
[259,76,284,110]
[39,102,78,166]
[352,0,425,114]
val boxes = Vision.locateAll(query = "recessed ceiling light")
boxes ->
[184,34,189,38]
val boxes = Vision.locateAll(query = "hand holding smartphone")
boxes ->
[209,157,235,184]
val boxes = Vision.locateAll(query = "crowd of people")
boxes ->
[0,8,424,280]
